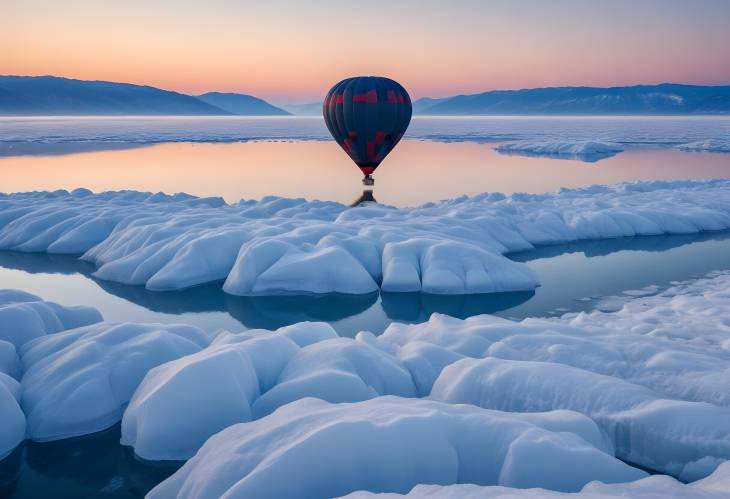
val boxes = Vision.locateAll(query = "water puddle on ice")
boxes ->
[1,117,729,207]
[1,231,730,338]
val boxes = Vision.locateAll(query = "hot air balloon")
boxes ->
[323,76,412,187]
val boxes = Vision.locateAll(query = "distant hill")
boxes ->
[196,92,290,116]
[415,84,730,115]
[0,75,229,115]
[280,102,322,116]
[412,97,450,114]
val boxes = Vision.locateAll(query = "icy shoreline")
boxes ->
[2,116,728,161]
[2,271,730,496]
[2,179,730,296]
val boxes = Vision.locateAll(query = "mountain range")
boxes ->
[415,84,730,115]
[0,76,290,116]
[1,76,728,116]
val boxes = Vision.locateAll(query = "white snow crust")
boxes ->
[677,138,730,153]
[495,140,624,161]
[0,288,102,349]
[20,321,209,441]
[0,371,23,459]
[4,269,730,496]
[3,179,730,295]
[147,397,645,499]
[0,289,101,457]
[2,116,727,160]
[431,357,730,480]
[119,272,730,479]
[340,460,730,498]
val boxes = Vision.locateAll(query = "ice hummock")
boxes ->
[4,271,730,495]
[677,138,730,153]
[21,321,209,441]
[0,289,102,457]
[339,460,730,498]
[431,357,730,480]
[2,116,728,163]
[0,370,23,459]
[0,289,102,349]
[116,272,730,474]
[146,397,645,499]
[495,140,624,161]
[2,179,730,295]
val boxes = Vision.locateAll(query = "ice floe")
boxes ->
[0,289,102,349]
[116,272,730,474]
[2,179,730,295]
[431,357,730,480]
[340,460,730,498]
[147,397,644,499]
[562,270,730,352]
[4,269,730,494]
[0,372,24,459]
[677,138,730,153]
[120,322,416,460]
[119,323,321,461]
[495,140,624,161]
[21,321,209,441]
[2,116,728,162]
[0,340,21,379]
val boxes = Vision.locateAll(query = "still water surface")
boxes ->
[2,140,730,206]
[1,116,729,206]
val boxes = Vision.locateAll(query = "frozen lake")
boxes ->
[3,230,730,498]
[1,231,730,337]
[2,116,730,498]
[1,116,729,206]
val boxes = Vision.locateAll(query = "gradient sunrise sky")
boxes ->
[2,0,729,103]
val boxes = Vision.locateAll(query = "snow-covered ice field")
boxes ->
[2,179,730,297]
[3,269,730,497]
[2,116,730,497]
[1,116,729,158]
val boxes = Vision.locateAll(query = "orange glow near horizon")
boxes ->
[2,141,730,206]
[2,1,730,103]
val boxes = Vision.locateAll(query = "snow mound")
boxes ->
[251,335,416,419]
[3,116,727,157]
[383,272,730,405]
[20,321,209,441]
[121,342,261,461]
[0,289,102,349]
[3,179,730,294]
[122,323,416,460]
[431,357,730,480]
[123,273,730,464]
[0,371,24,459]
[495,140,624,161]
[0,340,21,379]
[340,460,730,498]
[562,270,730,352]
[677,138,730,153]
[148,397,645,499]
[121,322,323,461]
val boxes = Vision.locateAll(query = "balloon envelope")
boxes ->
[323,76,412,176]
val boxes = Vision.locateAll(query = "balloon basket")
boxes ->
[362,174,375,186]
